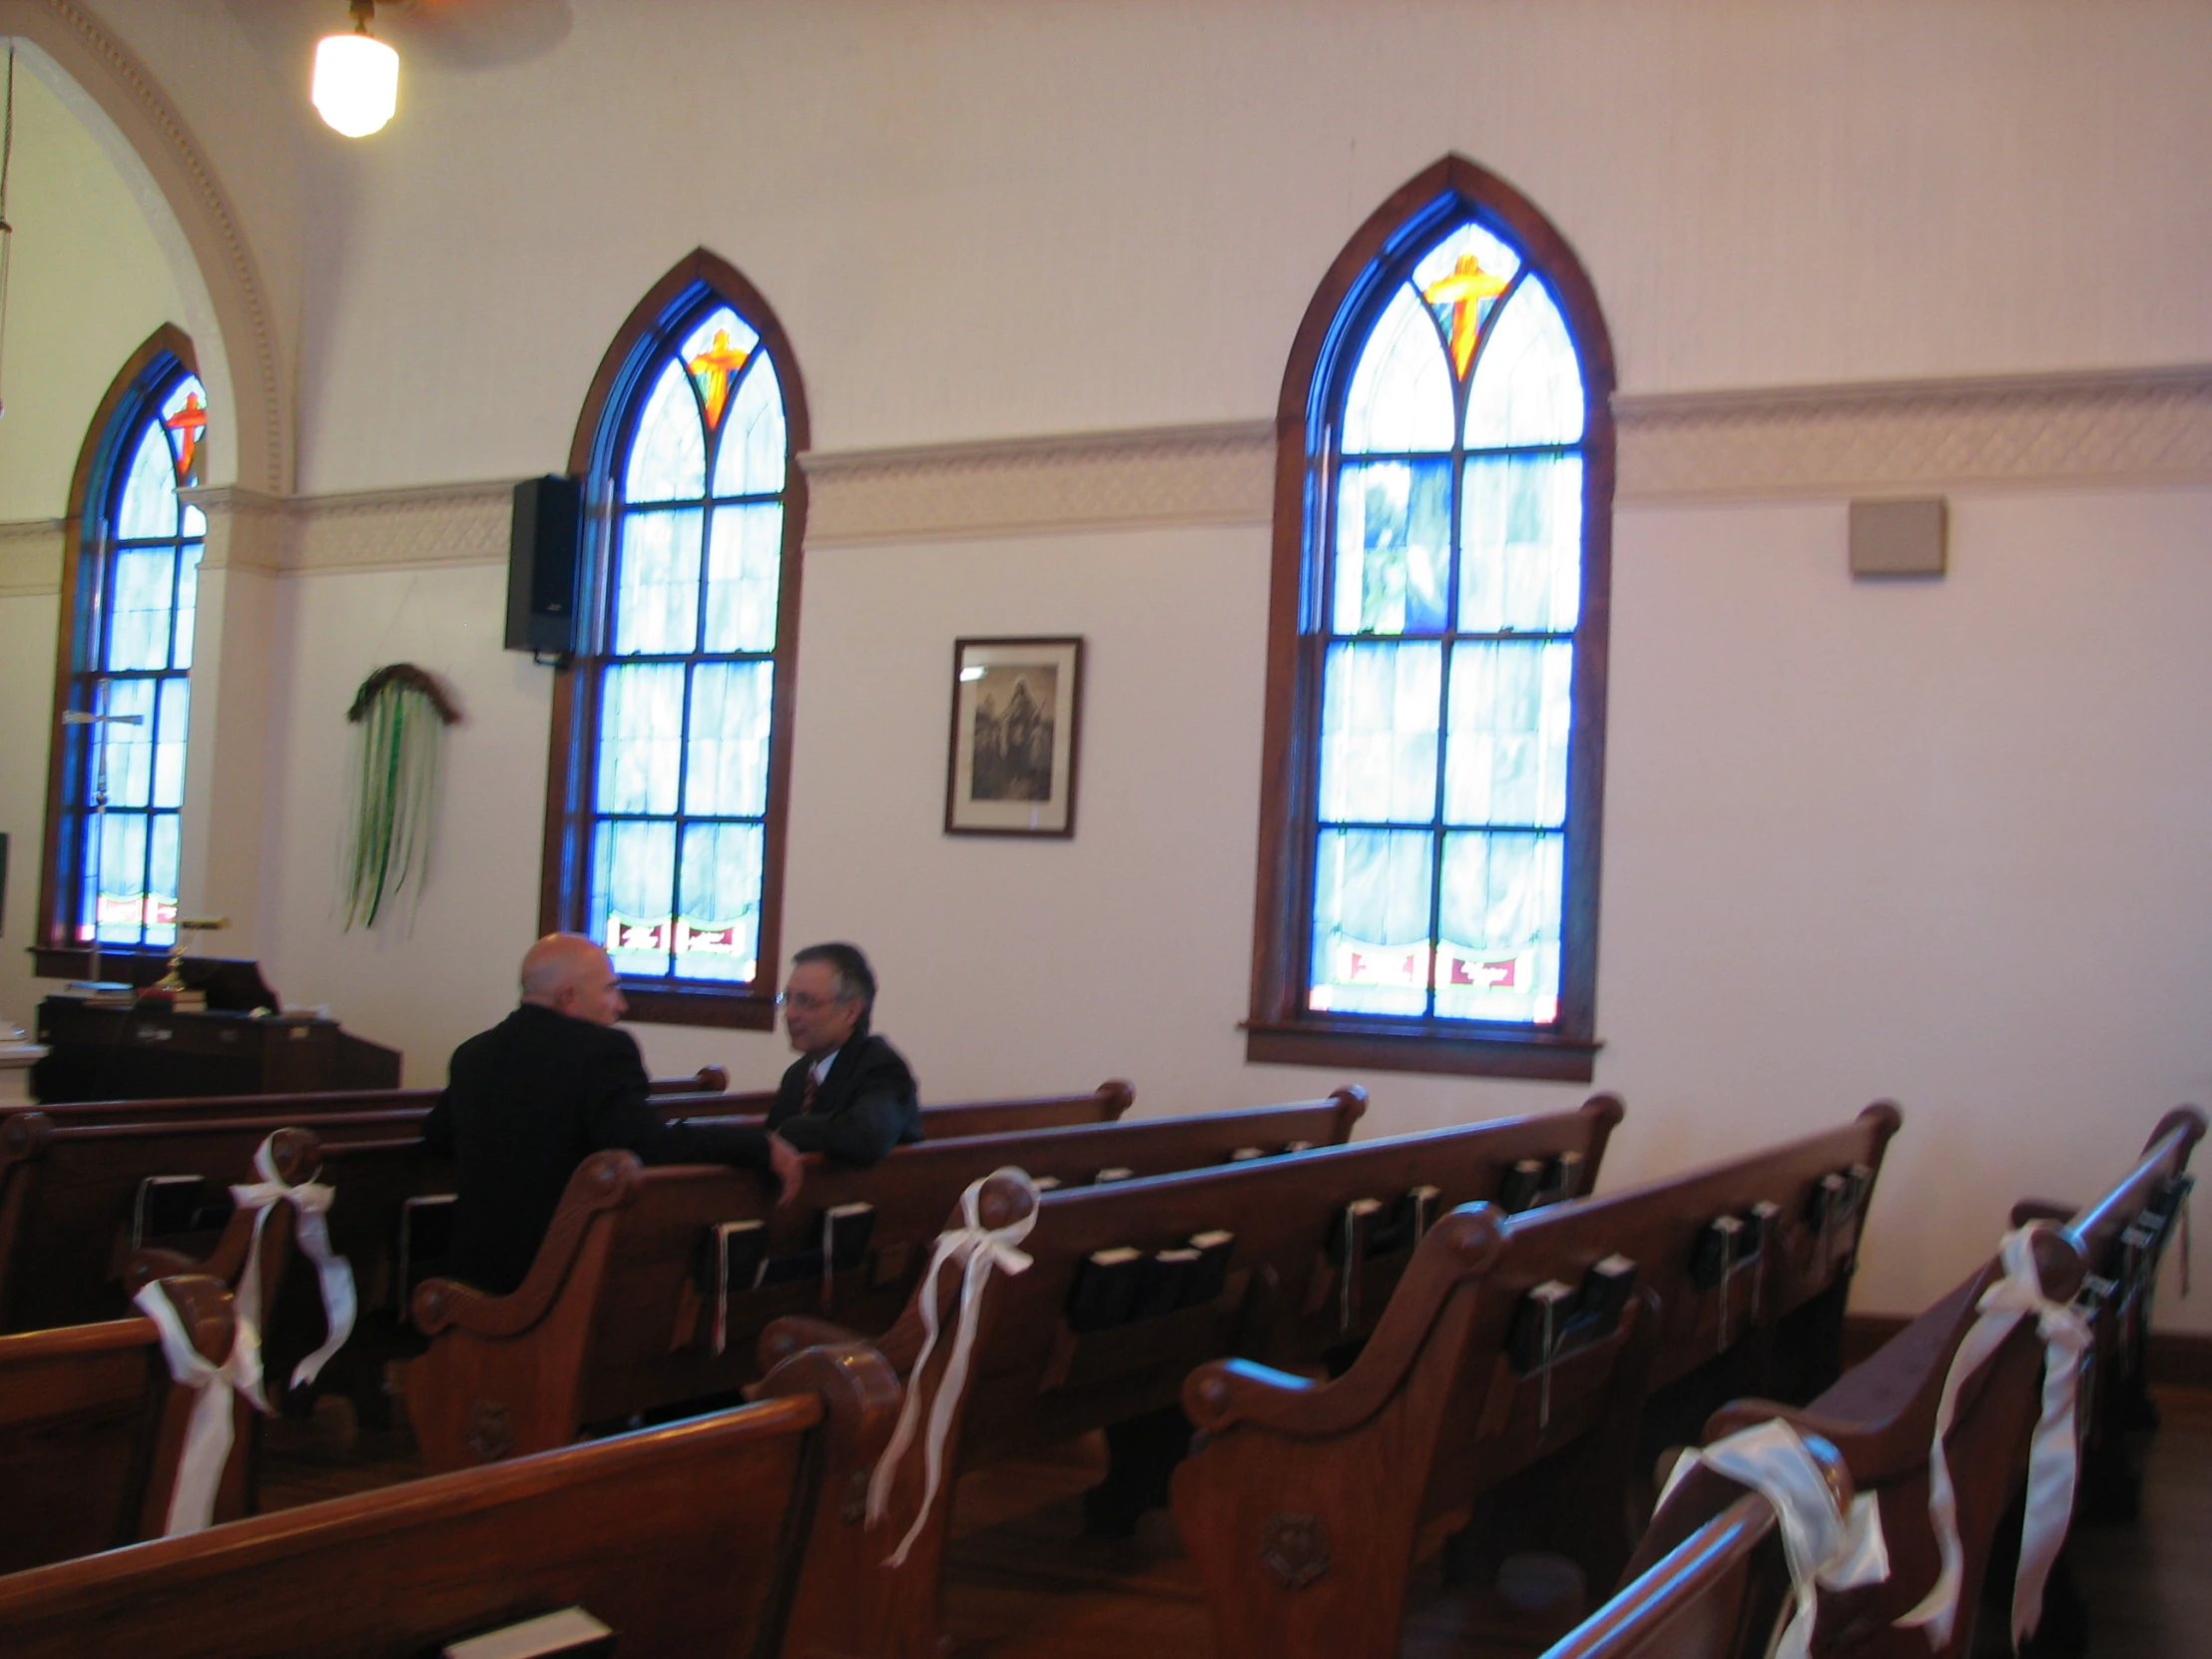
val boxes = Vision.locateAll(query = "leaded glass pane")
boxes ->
[593,819,677,977]
[610,510,703,655]
[108,548,178,671]
[90,812,147,944]
[702,505,783,655]
[1332,460,1451,636]
[155,679,191,810]
[1319,642,1441,825]
[1458,454,1583,634]
[1410,224,1522,299]
[116,424,179,541]
[146,815,180,946]
[679,308,759,379]
[623,359,707,503]
[674,822,764,982]
[101,679,156,809]
[1413,225,1520,382]
[160,378,208,485]
[172,548,202,671]
[1444,642,1572,828]
[1340,284,1453,456]
[1433,830,1562,1023]
[683,660,773,818]
[1463,276,1584,448]
[712,355,787,497]
[595,663,684,815]
[1308,828,1433,1015]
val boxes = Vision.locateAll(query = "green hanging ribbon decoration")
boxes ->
[342,664,460,930]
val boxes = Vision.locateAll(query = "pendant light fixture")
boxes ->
[312,0,399,138]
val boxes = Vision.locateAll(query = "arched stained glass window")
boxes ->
[1248,159,1614,1080]
[543,254,808,1027]
[47,342,208,957]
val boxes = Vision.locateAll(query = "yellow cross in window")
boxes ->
[686,329,752,431]
[1420,255,1510,379]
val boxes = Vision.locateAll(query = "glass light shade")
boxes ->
[312,32,398,137]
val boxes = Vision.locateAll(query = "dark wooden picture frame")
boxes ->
[944,637,1084,838]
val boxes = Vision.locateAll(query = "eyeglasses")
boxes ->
[774,990,842,1013]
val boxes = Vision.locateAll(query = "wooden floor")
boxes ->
[261,1382,2212,1659]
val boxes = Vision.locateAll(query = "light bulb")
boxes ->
[312,31,398,138]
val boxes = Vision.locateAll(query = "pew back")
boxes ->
[407,1092,1363,1470]
[0,1343,900,1659]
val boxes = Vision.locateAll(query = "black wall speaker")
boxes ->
[506,474,583,654]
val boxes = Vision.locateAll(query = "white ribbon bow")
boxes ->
[864,1168,1038,1568]
[133,1279,262,1535]
[1659,1418,1890,1659]
[1896,1224,2091,1648]
[230,1134,358,1392]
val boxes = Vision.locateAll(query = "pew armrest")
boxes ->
[759,1315,867,1374]
[124,1246,204,1296]
[1182,1358,1327,1434]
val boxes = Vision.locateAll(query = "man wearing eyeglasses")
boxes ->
[768,942,921,1166]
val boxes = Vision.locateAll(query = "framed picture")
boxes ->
[944,637,1084,837]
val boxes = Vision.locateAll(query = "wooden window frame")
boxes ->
[1244,158,1615,1082]
[539,251,810,1030]
[33,324,202,984]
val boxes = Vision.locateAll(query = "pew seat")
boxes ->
[0,1341,899,1659]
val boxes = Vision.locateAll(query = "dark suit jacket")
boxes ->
[767,1032,921,1167]
[422,1003,772,1295]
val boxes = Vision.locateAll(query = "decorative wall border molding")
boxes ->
[3,365,2206,588]
[0,520,65,598]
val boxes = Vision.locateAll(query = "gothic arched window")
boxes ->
[40,328,207,966]
[1246,159,1615,1080]
[541,253,808,1027]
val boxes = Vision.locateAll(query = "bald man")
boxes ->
[423,934,802,1296]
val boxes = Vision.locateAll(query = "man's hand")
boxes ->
[768,1132,805,1207]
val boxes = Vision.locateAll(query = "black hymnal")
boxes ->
[1576,1253,1637,1337]
[397,1194,459,1322]
[1506,1279,1578,1373]
[1227,1146,1266,1163]
[1132,1247,1200,1320]
[1067,1246,1145,1332]
[1691,1214,1748,1291]
[1184,1230,1236,1305]
[823,1202,876,1272]
[443,1605,615,1658]
[1548,1150,1585,1201]
[1402,1184,1442,1243]
[701,1220,768,1355]
[1032,1175,1063,1192]
[133,1174,205,1247]
[1093,1166,1136,1185]
[1282,1140,1316,1155]
[1326,1196,1386,1267]
[1496,1159,1547,1214]
[1807,1170,1850,1230]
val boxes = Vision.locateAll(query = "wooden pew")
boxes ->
[0,1276,252,1573]
[0,1341,900,1659]
[1164,1106,1899,1659]
[0,1081,1137,1338]
[1534,1438,1856,1659]
[767,1096,1630,1659]
[406,1092,1370,1472]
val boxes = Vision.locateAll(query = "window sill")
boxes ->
[31,947,173,985]
[1243,1018,1601,1082]
[619,981,778,1031]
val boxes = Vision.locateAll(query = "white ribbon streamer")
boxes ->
[1658,1418,1890,1659]
[1895,1224,2091,1649]
[230,1134,358,1392]
[133,1279,260,1535]
[864,1168,1038,1568]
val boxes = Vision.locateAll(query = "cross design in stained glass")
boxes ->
[1420,254,1510,379]
[163,391,208,484]
[687,329,752,431]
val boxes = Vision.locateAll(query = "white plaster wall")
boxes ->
[0,62,190,519]
[0,592,58,1034]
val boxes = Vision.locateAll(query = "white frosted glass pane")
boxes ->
[624,360,706,503]
[684,660,773,818]
[712,354,787,497]
[116,424,178,540]
[592,820,677,978]
[154,679,191,810]
[611,510,703,655]
[1463,277,1585,448]
[1318,641,1441,824]
[1443,642,1572,829]
[1433,831,1562,1024]
[183,506,208,537]
[674,822,764,982]
[596,663,684,815]
[102,679,157,809]
[1307,828,1433,1017]
[146,815,181,946]
[702,505,784,655]
[107,548,176,671]
[1458,455,1584,634]
[173,549,202,671]
[1341,284,1453,456]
